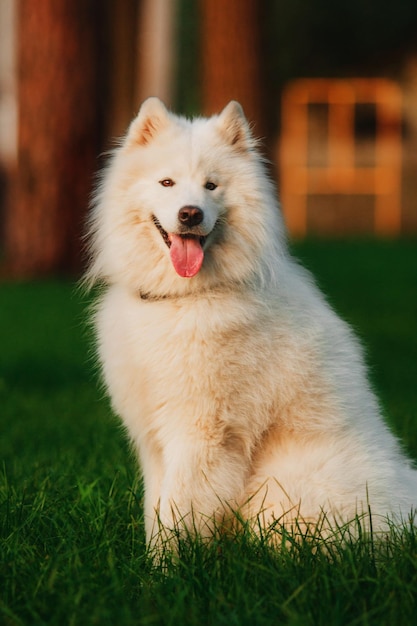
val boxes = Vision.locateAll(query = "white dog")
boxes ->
[86,97,416,546]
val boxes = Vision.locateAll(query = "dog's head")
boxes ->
[86,98,286,297]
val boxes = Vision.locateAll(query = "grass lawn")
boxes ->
[0,239,416,626]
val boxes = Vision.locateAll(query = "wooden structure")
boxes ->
[279,79,403,237]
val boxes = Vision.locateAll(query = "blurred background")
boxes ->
[0,0,416,278]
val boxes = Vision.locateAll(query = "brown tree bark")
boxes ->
[200,0,266,138]
[5,0,100,277]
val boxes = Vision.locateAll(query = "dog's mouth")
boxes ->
[152,215,210,278]
[152,215,208,249]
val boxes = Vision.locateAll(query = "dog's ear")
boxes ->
[216,101,253,151]
[125,97,170,147]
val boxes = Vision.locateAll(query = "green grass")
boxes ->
[0,239,416,626]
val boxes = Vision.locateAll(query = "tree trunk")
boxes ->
[5,0,100,277]
[200,0,266,138]
[136,0,178,108]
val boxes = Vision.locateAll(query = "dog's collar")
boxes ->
[138,290,170,302]
[138,289,208,302]
[137,281,249,302]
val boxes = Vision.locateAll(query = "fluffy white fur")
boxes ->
[86,97,417,545]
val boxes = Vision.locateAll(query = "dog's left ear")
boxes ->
[216,101,254,152]
[125,97,170,147]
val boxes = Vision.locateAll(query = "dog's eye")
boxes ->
[160,178,175,187]
[205,181,217,191]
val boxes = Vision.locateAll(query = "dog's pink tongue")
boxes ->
[169,234,204,278]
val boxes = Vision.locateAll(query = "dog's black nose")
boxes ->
[178,206,204,227]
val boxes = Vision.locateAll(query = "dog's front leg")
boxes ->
[157,431,250,538]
